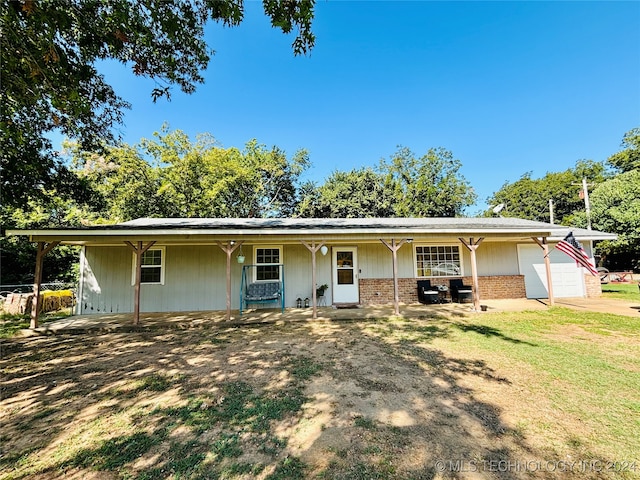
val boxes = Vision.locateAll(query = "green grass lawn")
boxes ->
[1,306,639,479]
[430,308,640,463]
[601,281,640,301]
[0,309,73,338]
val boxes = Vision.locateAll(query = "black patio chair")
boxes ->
[417,280,439,304]
[449,278,473,303]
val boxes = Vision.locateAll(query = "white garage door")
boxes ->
[517,244,585,299]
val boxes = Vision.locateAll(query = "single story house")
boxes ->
[7,217,616,325]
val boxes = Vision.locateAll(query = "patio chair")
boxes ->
[417,280,439,304]
[449,278,473,303]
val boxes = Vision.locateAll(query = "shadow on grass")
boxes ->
[0,315,624,480]
[451,322,538,346]
[0,336,320,480]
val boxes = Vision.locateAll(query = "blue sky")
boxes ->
[89,1,640,214]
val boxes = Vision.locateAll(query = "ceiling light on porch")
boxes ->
[320,245,328,256]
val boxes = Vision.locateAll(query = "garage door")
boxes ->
[517,244,585,298]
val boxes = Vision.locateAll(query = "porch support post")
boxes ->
[458,237,484,312]
[301,240,325,320]
[216,241,243,321]
[30,241,60,329]
[532,237,554,306]
[125,241,156,325]
[380,239,408,316]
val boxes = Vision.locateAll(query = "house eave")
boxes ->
[4,228,576,246]
[5,217,617,245]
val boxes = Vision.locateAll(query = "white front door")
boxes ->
[332,247,359,304]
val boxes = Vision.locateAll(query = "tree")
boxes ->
[382,147,476,217]
[147,129,309,218]
[1,0,316,210]
[607,127,640,173]
[226,139,310,217]
[69,128,310,220]
[70,141,170,221]
[297,168,394,218]
[588,170,640,271]
[0,190,98,285]
[485,160,609,224]
[297,148,476,219]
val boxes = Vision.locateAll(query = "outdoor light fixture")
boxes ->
[320,245,328,256]
[406,238,413,243]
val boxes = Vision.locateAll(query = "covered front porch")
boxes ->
[7,217,616,331]
[20,299,553,336]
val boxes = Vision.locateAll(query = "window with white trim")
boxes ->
[132,247,165,285]
[415,245,461,277]
[254,246,281,281]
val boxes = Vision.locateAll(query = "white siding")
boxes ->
[80,240,531,314]
[359,243,418,278]
[359,244,392,278]
[81,246,132,314]
[284,244,332,306]
[82,245,229,313]
[476,242,520,276]
[80,243,337,314]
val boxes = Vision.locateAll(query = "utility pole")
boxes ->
[549,199,554,224]
[573,177,593,230]
[581,177,592,230]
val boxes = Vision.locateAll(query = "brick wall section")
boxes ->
[584,274,602,298]
[359,275,527,305]
[359,278,400,305]
[474,275,527,299]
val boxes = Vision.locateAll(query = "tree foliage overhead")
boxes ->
[485,127,640,270]
[297,147,476,218]
[588,129,640,270]
[589,169,640,269]
[382,147,477,217]
[297,168,394,218]
[69,127,310,221]
[1,0,315,209]
[485,160,609,224]
[607,127,640,173]
[0,188,98,285]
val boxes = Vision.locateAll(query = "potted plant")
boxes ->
[236,246,245,264]
[316,283,329,298]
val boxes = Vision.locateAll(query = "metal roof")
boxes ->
[114,217,562,230]
[5,217,617,244]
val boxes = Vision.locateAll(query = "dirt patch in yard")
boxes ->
[1,315,635,479]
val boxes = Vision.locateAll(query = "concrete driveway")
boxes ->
[539,296,640,317]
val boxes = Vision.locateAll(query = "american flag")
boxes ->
[556,232,598,276]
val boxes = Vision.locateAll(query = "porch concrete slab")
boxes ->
[22,296,638,336]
